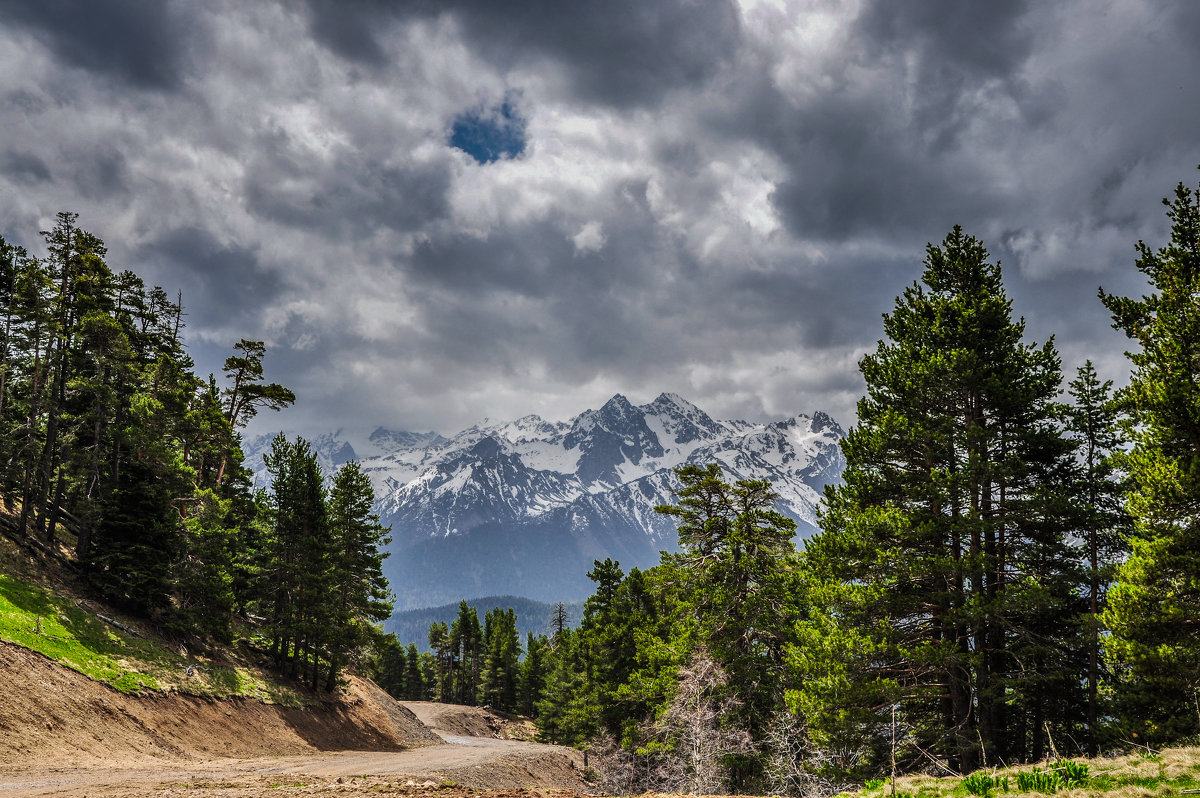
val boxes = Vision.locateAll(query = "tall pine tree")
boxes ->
[802,227,1075,773]
[1100,176,1200,745]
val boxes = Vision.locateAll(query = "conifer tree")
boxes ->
[324,461,392,690]
[656,464,801,788]
[263,434,328,678]
[216,339,294,484]
[480,607,521,710]
[450,601,483,704]
[405,643,425,700]
[802,227,1074,772]
[429,621,453,701]
[1064,361,1128,753]
[519,632,549,716]
[1100,176,1200,744]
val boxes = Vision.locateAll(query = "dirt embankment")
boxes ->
[0,642,589,796]
[0,641,440,769]
[402,700,539,742]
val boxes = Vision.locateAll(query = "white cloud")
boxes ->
[572,221,605,254]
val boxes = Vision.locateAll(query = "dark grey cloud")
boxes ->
[856,0,1036,94]
[70,146,130,201]
[0,150,52,185]
[306,0,742,108]
[304,0,391,69]
[0,0,202,90]
[138,227,281,329]
[243,142,453,239]
[446,0,743,107]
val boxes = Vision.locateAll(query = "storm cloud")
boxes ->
[0,0,1196,436]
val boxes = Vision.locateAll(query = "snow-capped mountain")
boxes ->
[245,393,844,609]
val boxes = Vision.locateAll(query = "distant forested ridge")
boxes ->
[386,596,583,653]
[0,213,390,690]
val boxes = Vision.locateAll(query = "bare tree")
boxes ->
[652,647,754,794]
[763,710,854,798]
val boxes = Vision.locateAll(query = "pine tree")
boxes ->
[263,435,328,680]
[450,601,483,704]
[324,461,393,690]
[429,621,453,701]
[371,634,408,699]
[1064,361,1128,753]
[405,643,425,700]
[173,487,238,642]
[1100,176,1200,745]
[802,227,1075,772]
[519,633,549,716]
[480,607,521,710]
[216,339,294,484]
[656,464,801,788]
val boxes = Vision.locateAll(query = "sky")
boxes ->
[0,0,1197,438]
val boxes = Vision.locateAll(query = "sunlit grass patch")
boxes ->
[0,570,171,692]
[849,747,1200,798]
[0,570,307,704]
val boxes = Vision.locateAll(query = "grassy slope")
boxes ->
[0,537,305,704]
[855,747,1200,798]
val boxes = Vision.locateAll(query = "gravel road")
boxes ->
[0,701,587,797]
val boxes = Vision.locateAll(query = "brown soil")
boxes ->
[0,642,589,796]
[402,701,538,742]
[0,641,440,767]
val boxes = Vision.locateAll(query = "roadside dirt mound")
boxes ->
[400,701,538,741]
[0,641,440,770]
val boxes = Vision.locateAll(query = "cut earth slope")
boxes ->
[0,641,440,768]
[0,642,588,797]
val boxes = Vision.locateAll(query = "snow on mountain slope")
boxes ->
[245,394,845,608]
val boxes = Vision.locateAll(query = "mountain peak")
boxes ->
[600,393,636,415]
[811,410,842,435]
[650,391,692,410]
[642,392,721,443]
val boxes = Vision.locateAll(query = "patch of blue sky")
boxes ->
[449,97,527,165]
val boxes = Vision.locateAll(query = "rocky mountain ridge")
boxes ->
[245,393,845,609]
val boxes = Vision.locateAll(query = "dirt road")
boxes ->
[0,737,586,797]
[0,700,586,797]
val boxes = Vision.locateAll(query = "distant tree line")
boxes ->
[371,599,552,715]
[0,213,390,690]
[390,175,1200,795]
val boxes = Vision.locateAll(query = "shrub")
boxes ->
[963,771,1009,796]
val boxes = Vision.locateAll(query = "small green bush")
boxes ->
[1050,759,1088,787]
[1015,768,1059,793]
[963,771,1008,796]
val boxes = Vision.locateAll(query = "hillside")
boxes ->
[0,641,439,766]
[0,534,589,796]
[0,532,439,745]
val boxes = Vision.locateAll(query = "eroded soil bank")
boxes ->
[0,642,589,797]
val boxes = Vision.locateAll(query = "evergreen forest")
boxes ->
[3,173,1200,796]
[0,212,392,691]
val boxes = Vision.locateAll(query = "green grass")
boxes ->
[0,570,172,692]
[0,570,305,704]
[846,748,1200,798]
